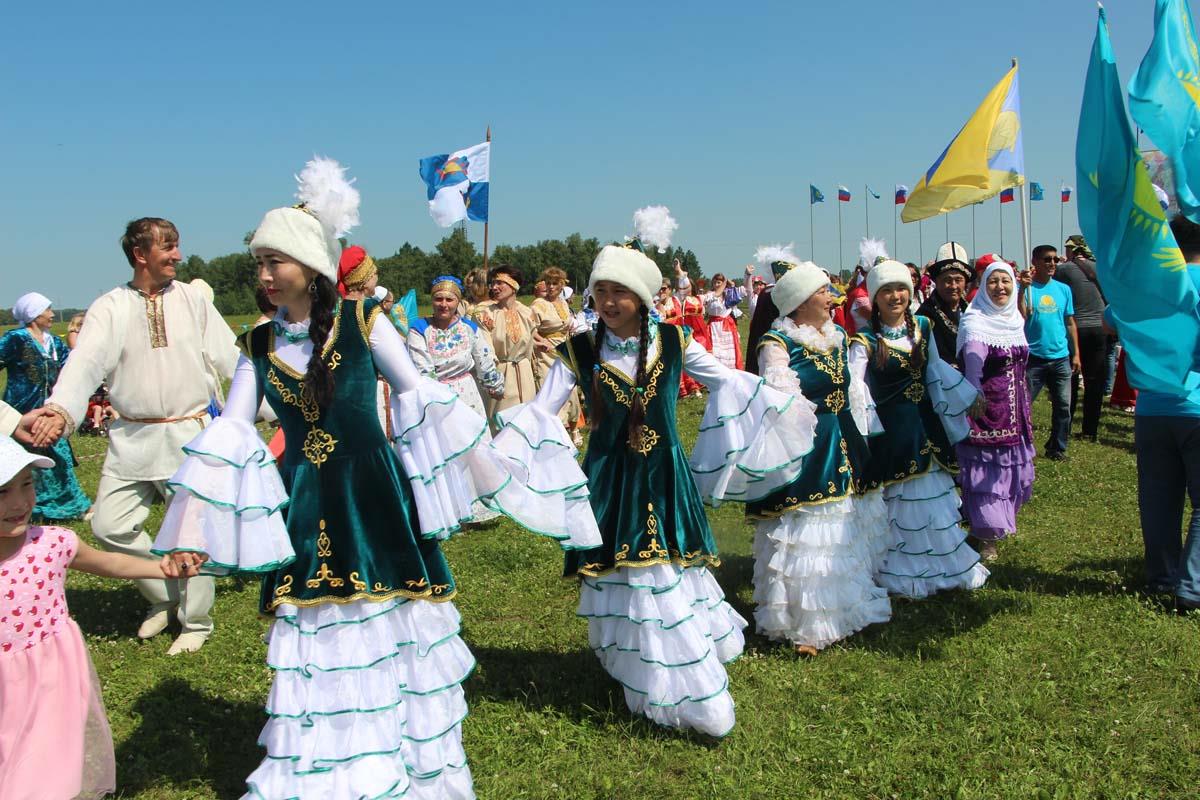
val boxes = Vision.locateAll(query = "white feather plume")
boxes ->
[858,236,889,269]
[754,242,798,268]
[295,156,361,240]
[631,205,678,252]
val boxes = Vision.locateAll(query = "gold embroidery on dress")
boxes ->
[806,342,846,385]
[306,521,345,588]
[274,575,294,597]
[406,577,428,590]
[316,521,333,557]
[614,544,630,561]
[639,538,669,559]
[372,582,390,592]
[302,428,338,466]
[634,426,660,455]
[267,368,320,423]
[328,351,342,371]
[599,370,632,408]
[825,388,846,413]
[349,572,367,591]
[904,381,926,403]
[431,583,451,595]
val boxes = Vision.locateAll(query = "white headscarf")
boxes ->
[13,292,52,326]
[956,262,1027,354]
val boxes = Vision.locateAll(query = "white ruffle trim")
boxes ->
[245,599,475,800]
[752,496,891,650]
[689,370,818,505]
[154,417,295,575]
[485,402,602,549]
[854,490,894,576]
[390,381,510,541]
[877,468,989,599]
[924,357,978,446]
[579,564,747,737]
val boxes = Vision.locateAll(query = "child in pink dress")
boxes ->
[0,436,198,800]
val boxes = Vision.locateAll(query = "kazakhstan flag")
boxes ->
[901,63,1025,223]
[1077,6,1200,397]
[1129,0,1200,224]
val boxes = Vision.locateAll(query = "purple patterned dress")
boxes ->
[955,340,1035,541]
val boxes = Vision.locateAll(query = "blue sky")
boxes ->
[1,1,1180,307]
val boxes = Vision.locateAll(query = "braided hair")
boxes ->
[869,296,924,372]
[302,275,339,411]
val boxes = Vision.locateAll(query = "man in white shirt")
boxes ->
[33,218,239,654]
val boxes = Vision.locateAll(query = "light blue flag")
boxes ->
[1077,6,1200,397]
[1129,0,1200,223]
[1030,181,1044,201]
[866,186,881,199]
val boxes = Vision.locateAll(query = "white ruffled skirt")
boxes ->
[752,495,892,650]
[243,599,476,800]
[876,467,990,598]
[578,564,747,738]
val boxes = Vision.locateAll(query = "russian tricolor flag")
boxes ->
[895,184,909,205]
[1061,186,1072,203]
[838,185,851,202]
[1000,187,1015,204]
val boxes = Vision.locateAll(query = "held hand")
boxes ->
[14,410,42,445]
[28,409,65,448]
[163,552,207,579]
[480,315,494,331]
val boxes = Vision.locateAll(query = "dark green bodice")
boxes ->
[746,327,870,519]
[241,299,455,612]
[853,315,956,491]
[556,324,718,578]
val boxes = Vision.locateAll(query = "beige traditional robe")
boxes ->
[471,299,537,428]
[530,296,583,428]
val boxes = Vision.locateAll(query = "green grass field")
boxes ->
[17,314,1200,799]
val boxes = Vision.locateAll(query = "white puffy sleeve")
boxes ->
[371,312,510,540]
[484,357,602,550]
[685,340,819,505]
[847,341,885,436]
[923,333,977,445]
[152,355,295,575]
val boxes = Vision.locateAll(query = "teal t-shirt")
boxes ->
[1024,280,1074,359]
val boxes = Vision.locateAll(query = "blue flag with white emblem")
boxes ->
[418,141,490,226]
[1077,6,1200,396]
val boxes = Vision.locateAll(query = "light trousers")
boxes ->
[90,474,215,635]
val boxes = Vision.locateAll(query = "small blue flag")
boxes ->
[866,186,881,199]
[1077,6,1200,396]
[810,185,825,204]
[1030,181,1044,201]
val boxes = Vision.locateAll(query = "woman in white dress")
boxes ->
[408,275,505,522]
[703,267,753,369]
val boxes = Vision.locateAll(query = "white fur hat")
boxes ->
[0,436,52,487]
[588,245,662,310]
[867,259,914,304]
[249,207,339,284]
[771,261,829,317]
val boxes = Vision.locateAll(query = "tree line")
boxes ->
[175,229,703,316]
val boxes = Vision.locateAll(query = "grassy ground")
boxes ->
[28,318,1200,799]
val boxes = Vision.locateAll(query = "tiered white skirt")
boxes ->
[752,495,892,650]
[876,468,990,598]
[243,599,476,800]
[578,564,747,737]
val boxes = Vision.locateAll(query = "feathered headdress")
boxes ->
[249,156,361,283]
[857,237,889,270]
[754,242,799,281]
[630,205,678,253]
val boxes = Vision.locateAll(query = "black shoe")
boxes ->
[1045,451,1067,461]
[1176,598,1200,616]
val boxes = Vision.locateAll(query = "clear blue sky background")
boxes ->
[1,1,1180,308]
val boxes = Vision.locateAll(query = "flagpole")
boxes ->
[482,125,491,272]
[944,212,950,242]
[893,202,898,261]
[971,203,977,256]
[810,200,815,261]
[919,219,924,263]
[864,184,870,237]
[999,195,1004,256]
[1019,181,1032,272]
[1060,185,1065,248]
[837,196,843,269]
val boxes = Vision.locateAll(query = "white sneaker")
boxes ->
[137,608,171,640]
[166,632,209,656]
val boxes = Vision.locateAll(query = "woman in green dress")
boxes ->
[0,293,90,520]
[850,260,988,598]
[154,158,597,800]
[490,233,817,737]
[748,260,892,655]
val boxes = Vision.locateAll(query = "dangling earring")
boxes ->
[308,281,317,296]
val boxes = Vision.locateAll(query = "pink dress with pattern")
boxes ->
[0,526,115,800]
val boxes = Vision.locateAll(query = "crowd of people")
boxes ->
[1,157,1198,798]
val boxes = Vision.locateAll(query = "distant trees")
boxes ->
[175,229,705,316]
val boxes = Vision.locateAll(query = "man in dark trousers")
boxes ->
[917,242,972,369]
[1059,235,1109,441]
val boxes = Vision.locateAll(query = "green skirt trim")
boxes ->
[165,479,290,516]
[181,444,274,469]
[148,548,295,575]
[696,380,797,433]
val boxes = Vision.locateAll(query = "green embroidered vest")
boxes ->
[746,327,870,519]
[556,324,718,578]
[241,298,456,612]
[853,315,956,491]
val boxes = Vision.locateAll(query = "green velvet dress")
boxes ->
[556,324,718,578]
[746,327,870,520]
[853,316,956,492]
[240,298,456,614]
